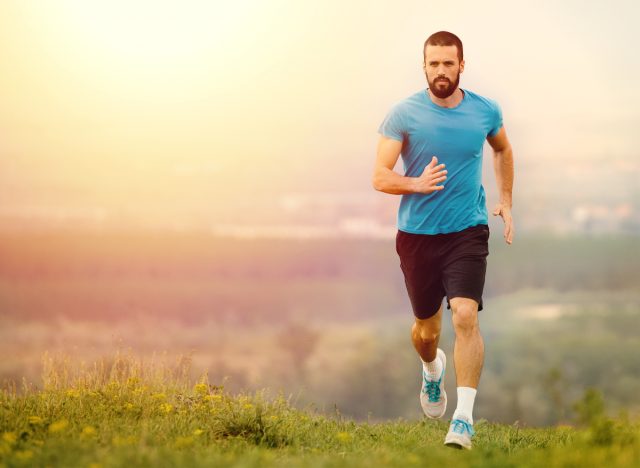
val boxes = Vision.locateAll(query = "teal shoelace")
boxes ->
[450,418,475,436]
[422,374,442,403]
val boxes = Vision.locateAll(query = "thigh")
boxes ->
[441,225,489,311]
[396,230,446,319]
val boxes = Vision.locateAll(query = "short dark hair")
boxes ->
[423,31,463,63]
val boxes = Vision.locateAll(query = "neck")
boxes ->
[427,87,464,108]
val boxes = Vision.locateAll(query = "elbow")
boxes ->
[372,171,384,192]
[493,144,513,158]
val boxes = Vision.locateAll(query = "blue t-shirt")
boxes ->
[378,88,503,234]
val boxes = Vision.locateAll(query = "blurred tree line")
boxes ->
[258,298,639,427]
[1,231,638,323]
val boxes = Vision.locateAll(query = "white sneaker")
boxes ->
[420,348,447,419]
[444,414,475,449]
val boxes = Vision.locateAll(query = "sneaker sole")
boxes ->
[444,433,472,450]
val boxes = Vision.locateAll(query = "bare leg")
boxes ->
[411,304,443,363]
[449,297,484,388]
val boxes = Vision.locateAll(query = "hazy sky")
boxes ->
[1,0,638,224]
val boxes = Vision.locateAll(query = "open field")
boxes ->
[1,355,639,468]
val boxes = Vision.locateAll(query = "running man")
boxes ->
[372,31,514,449]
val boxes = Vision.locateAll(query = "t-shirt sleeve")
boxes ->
[377,105,406,142]
[487,100,503,137]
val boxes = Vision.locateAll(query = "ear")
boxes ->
[459,60,465,73]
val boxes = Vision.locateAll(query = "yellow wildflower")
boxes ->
[192,429,204,437]
[194,383,208,396]
[65,389,80,398]
[81,426,97,438]
[2,432,16,444]
[48,419,69,433]
[336,431,352,443]
[159,403,173,414]
[28,416,44,425]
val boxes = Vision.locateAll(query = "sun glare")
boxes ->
[60,1,252,61]
[27,0,263,93]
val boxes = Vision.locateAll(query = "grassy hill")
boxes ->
[1,356,638,467]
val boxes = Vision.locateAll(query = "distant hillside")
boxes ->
[0,229,638,323]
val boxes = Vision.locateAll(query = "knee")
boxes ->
[452,304,478,334]
[412,321,439,344]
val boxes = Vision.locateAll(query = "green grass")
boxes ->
[1,353,639,467]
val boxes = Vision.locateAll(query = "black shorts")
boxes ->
[396,224,489,319]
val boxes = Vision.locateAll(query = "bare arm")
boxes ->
[487,126,514,244]
[372,135,447,195]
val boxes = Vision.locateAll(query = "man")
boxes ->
[372,31,514,450]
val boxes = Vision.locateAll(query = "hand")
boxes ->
[492,204,513,244]
[415,156,447,194]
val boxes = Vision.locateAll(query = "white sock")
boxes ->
[422,354,442,379]
[453,387,477,424]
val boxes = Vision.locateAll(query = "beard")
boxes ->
[427,72,460,99]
